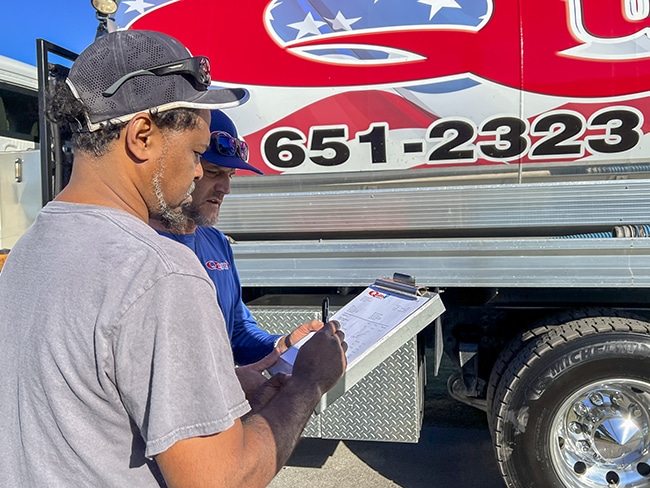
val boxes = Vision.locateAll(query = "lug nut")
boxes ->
[574,402,589,417]
[589,393,604,406]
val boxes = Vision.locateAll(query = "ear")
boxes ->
[124,113,160,163]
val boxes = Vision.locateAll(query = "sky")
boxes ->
[1,0,99,66]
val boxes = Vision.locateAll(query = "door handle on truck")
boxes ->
[14,158,22,183]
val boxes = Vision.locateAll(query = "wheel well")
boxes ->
[439,285,650,399]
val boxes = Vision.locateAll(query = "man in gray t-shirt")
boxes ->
[0,30,346,488]
[0,203,249,486]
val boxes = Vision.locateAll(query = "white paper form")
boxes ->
[268,286,430,375]
[333,287,429,367]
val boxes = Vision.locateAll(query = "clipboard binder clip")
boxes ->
[372,273,428,299]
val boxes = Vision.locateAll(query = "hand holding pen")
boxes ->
[276,298,329,354]
[322,296,330,325]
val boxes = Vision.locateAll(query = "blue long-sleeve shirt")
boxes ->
[156,227,281,365]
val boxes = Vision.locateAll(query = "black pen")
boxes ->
[322,297,330,324]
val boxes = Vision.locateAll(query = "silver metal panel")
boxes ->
[318,339,423,443]
[218,178,650,236]
[0,150,41,249]
[318,293,443,412]
[249,306,424,442]
[248,307,322,438]
[232,237,650,288]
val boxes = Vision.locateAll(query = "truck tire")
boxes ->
[486,308,646,435]
[491,315,650,488]
[486,323,553,434]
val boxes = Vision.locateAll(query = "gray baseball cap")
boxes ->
[66,30,249,132]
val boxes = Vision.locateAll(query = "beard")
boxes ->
[150,154,195,233]
[182,201,218,227]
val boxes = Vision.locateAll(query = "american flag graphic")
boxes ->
[115,0,650,175]
[266,0,489,44]
[115,0,173,28]
[117,0,489,37]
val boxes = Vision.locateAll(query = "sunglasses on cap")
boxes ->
[102,56,211,97]
[210,131,249,162]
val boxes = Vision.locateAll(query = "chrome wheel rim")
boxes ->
[549,379,650,487]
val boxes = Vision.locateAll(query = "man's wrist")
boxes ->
[274,334,293,352]
[284,374,323,405]
[273,335,285,349]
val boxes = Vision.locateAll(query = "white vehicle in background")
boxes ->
[0,54,40,250]
[0,41,76,251]
[0,54,38,152]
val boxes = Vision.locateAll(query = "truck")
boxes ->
[4,1,650,486]
[0,54,40,261]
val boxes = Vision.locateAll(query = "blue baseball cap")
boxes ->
[202,110,263,174]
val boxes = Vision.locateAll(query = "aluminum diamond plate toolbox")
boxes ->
[249,304,426,442]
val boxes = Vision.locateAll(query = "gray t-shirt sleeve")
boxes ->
[111,271,250,458]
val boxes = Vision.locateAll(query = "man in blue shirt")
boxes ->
[151,110,322,367]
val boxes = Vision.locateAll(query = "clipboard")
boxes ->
[268,273,445,413]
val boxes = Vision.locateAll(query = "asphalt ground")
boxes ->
[268,352,506,488]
